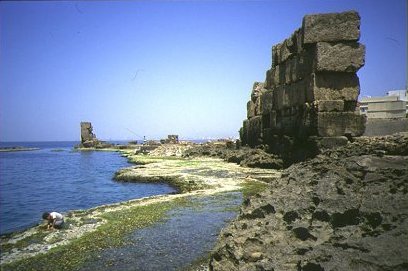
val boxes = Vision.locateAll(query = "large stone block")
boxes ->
[273,80,308,110]
[255,96,262,116]
[247,101,256,119]
[272,42,292,67]
[307,72,360,102]
[273,85,284,110]
[317,112,366,137]
[241,120,249,145]
[251,82,265,102]
[287,51,313,83]
[269,51,314,87]
[247,116,262,147]
[80,122,96,142]
[302,11,360,44]
[265,68,281,89]
[272,28,304,67]
[260,90,273,115]
[265,69,273,89]
[289,80,307,106]
[315,42,365,72]
[314,100,344,112]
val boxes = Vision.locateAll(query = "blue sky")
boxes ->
[0,0,406,141]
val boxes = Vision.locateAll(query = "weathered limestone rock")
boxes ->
[251,82,265,102]
[268,51,314,87]
[314,100,344,112]
[241,10,365,158]
[317,112,366,137]
[308,72,360,102]
[210,134,408,271]
[80,122,96,142]
[260,90,273,115]
[272,81,308,110]
[272,28,303,67]
[314,136,349,149]
[241,120,249,145]
[303,11,360,44]
[247,116,262,147]
[78,122,112,149]
[315,42,365,72]
[247,101,256,119]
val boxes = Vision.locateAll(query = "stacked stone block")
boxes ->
[241,11,366,149]
[80,122,96,143]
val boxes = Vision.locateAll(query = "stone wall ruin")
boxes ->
[78,122,112,148]
[240,11,366,159]
[80,122,96,143]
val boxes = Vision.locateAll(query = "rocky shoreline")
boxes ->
[0,146,281,270]
[209,133,408,270]
[2,134,407,270]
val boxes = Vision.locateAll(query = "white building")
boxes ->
[360,89,407,119]
[387,89,408,113]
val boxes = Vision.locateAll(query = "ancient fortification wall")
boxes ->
[240,11,366,157]
[80,122,96,143]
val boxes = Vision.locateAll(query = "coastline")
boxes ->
[0,147,40,152]
[0,146,281,270]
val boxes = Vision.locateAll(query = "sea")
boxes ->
[0,141,176,235]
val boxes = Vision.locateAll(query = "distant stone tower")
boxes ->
[80,122,96,143]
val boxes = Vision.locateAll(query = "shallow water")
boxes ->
[79,192,242,271]
[0,142,176,235]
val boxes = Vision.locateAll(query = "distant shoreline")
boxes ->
[0,147,40,152]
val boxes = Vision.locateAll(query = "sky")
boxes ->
[0,0,406,142]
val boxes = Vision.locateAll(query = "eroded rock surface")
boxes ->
[184,143,283,170]
[210,133,408,271]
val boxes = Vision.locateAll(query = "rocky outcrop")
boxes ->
[183,143,283,169]
[240,11,366,162]
[209,133,408,271]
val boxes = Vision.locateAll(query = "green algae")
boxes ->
[240,180,270,198]
[1,231,49,254]
[1,199,185,271]
[1,149,279,270]
[122,154,184,165]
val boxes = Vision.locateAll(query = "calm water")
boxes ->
[0,141,176,235]
[79,193,242,271]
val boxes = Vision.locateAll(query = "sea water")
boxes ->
[0,141,176,235]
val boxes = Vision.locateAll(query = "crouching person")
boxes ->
[42,211,64,230]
